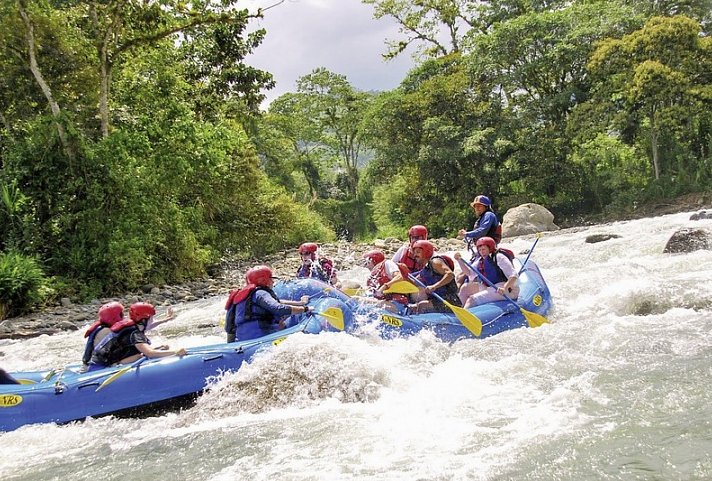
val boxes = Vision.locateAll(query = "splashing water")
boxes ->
[1,211,712,481]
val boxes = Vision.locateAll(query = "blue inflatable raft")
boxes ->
[0,258,551,431]
[286,258,553,342]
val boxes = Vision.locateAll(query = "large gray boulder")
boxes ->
[502,203,560,238]
[663,228,712,253]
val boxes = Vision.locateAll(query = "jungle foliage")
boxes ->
[0,0,710,312]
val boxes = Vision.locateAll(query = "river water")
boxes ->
[1,211,711,481]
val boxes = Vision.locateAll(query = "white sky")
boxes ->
[245,0,417,108]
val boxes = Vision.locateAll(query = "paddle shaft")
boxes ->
[518,234,541,275]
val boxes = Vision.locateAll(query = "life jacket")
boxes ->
[400,250,418,271]
[82,311,126,364]
[224,285,281,341]
[296,258,334,283]
[90,324,149,367]
[82,326,112,365]
[473,210,502,244]
[474,249,515,285]
[417,256,462,307]
[367,261,390,291]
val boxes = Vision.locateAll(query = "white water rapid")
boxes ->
[1,211,711,481]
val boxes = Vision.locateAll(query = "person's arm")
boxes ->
[423,259,454,294]
[378,260,404,292]
[146,307,176,331]
[464,212,497,240]
[495,253,518,293]
[255,290,308,317]
[280,295,310,306]
[453,252,476,280]
[135,342,187,359]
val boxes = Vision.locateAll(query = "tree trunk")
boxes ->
[650,109,660,180]
[17,0,75,162]
[99,42,112,138]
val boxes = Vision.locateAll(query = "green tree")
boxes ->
[296,68,374,198]
[588,15,712,181]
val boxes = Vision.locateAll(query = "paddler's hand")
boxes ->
[300,295,309,305]
[175,348,187,357]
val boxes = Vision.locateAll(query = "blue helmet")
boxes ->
[471,195,492,207]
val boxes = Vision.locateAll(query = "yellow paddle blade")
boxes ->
[383,280,420,295]
[522,308,549,328]
[95,366,131,392]
[95,358,146,392]
[445,301,483,337]
[341,287,363,297]
[316,307,345,331]
[17,379,36,385]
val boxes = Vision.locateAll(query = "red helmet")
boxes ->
[129,302,156,322]
[98,302,124,325]
[362,249,385,265]
[412,240,435,260]
[408,225,428,239]
[476,236,497,252]
[298,242,318,255]
[245,265,274,287]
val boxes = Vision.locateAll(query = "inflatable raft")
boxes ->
[281,258,552,342]
[0,259,550,431]
[0,296,345,432]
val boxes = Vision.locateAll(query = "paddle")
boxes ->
[460,257,549,328]
[310,306,345,331]
[383,280,420,295]
[95,357,147,392]
[518,233,542,275]
[407,274,482,337]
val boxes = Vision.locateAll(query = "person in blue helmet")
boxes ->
[457,195,502,247]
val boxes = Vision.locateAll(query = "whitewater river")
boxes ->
[1,211,711,481]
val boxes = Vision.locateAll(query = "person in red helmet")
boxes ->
[392,225,428,271]
[224,265,311,342]
[296,242,341,288]
[410,240,462,314]
[454,236,519,308]
[355,249,411,313]
[81,302,178,371]
[80,301,125,371]
[87,302,186,370]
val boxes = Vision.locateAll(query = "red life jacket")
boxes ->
[367,262,390,290]
[399,249,418,271]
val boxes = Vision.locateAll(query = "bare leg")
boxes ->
[458,281,480,306]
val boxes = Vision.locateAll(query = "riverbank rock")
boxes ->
[663,228,712,253]
[585,234,621,244]
[502,203,560,237]
[690,210,712,221]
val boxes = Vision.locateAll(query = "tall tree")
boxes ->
[298,69,373,197]
[587,15,712,180]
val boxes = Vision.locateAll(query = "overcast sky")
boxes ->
[245,0,417,108]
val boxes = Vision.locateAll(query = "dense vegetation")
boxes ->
[0,0,710,315]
